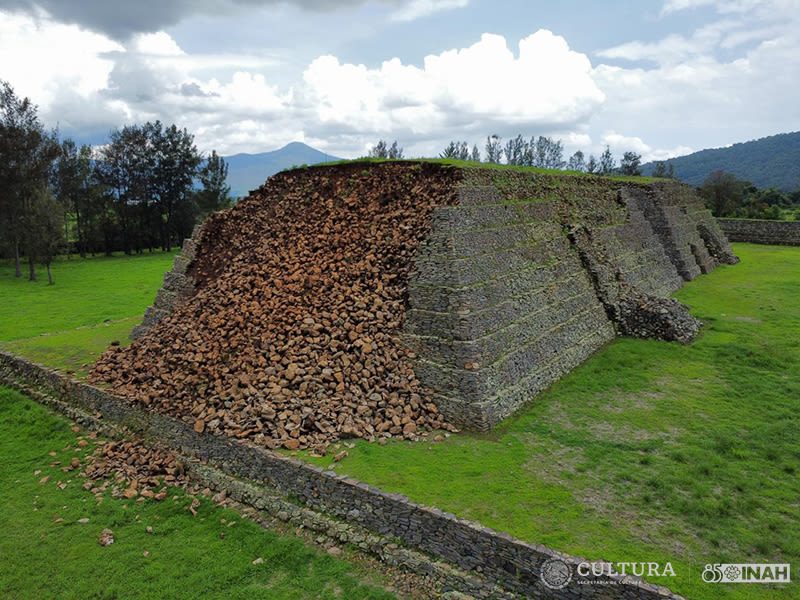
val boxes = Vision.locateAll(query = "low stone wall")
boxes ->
[717,218,800,246]
[0,351,686,600]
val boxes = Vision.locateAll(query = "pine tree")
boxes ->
[27,186,64,284]
[619,151,642,176]
[53,139,96,258]
[470,144,481,162]
[368,139,403,159]
[388,141,404,159]
[0,80,60,279]
[368,140,388,158]
[195,150,231,219]
[485,135,503,164]
[599,146,616,175]
[567,150,586,172]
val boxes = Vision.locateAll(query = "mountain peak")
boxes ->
[281,141,313,150]
[224,142,341,197]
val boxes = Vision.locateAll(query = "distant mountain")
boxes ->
[641,131,800,192]
[224,142,341,198]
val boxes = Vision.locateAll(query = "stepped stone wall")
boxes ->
[404,170,737,429]
[717,218,800,246]
[403,183,616,430]
[130,224,204,340]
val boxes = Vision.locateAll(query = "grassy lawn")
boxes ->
[0,252,175,374]
[0,386,397,600]
[301,243,799,600]
[0,251,176,342]
[2,244,798,599]
[2,319,137,377]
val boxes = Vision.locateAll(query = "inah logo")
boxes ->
[702,563,791,583]
[540,558,572,589]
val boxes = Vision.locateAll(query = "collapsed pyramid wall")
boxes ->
[1,352,688,600]
[119,163,736,438]
[403,170,736,430]
[97,163,461,450]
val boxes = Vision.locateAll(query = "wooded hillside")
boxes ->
[642,131,800,191]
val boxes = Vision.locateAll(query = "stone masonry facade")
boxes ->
[130,223,205,340]
[717,218,800,246]
[403,170,737,429]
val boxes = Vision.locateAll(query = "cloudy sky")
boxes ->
[1,0,798,161]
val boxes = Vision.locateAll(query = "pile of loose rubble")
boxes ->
[616,293,701,344]
[81,439,190,499]
[91,162,460,452]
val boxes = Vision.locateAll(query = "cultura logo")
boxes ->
[540,558,572,590]
[539,558,677,589]
[702,563,791,584]
[576,562,675,578]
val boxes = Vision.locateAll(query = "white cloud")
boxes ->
[592,0,800,155]
[132,31,185,56]
[660,0,800,23]
[0,12,122,106]
[660,0,768,16]
[601,132,651,154]
[648,145,695,161]
[3,8,607,156]
[1,0,408,39]
[597,19,743,64]
[4,1,799,165]
[719,24,781,48]
[0,10,296,150]
[661,0,717,14]
[562,132,593,149]
[304,31,605,140]
[192,119,308,157]
[597,34,697,63]
[390,0,469,22]
[600,131,692,162]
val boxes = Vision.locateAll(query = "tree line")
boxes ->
[367,140,404,159]
[0,81,231,283]
[699,170,800,221]
[472,134,647,176]
[370,134,653,177]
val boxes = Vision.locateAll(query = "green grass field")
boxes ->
[2,244,798,599]
[0,251,176,341]
[0,251,176,375]
[319,157,655,185]
[0,386,396,600]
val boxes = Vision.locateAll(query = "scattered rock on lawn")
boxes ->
[79,439,191,498]
[98,528,114,546]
